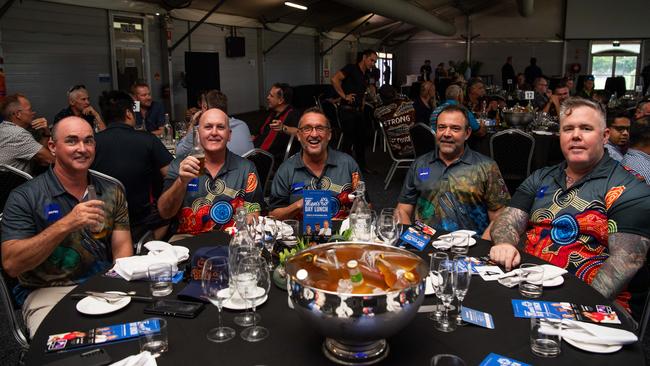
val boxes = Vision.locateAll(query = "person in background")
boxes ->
[253,83,298,165]
[430,84,483,135]
[524,57,543,86]
[53,85,105,131]
[489,97,650,322]
[515,73,529,92]
[501,56,516,90]
[413,81,436,124]
[542,81,570,117]
[577,75,595,100]
[465,77,487,114]
[563,76,576,95]
[622,123,650,184]
[131,81,165,136]
[532,77,551,111]
[1,116,132,337]
[382,61,391,85]
[0,93,54,175]
[396,104,510,238]
[420,60,432,81]
[605,111,631,162]
[635,99,650,121]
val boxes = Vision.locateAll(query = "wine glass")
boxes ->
[433,259,456,333]
[230,246,261,327]
[260,216,279,271]
[377,208,400,245]
[452,255,472,326]
[430,354,466,366]
[235,256,271,342]
[428,252,449,320]
[201,256,236,342]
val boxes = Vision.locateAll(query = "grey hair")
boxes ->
[67,87,87,102]
[559,97,606,130]
[445,84,463,100]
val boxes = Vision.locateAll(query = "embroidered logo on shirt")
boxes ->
[44,203,62,222]
[187,178,199,192]
[245,172,258,193]
[210,200,233,224]
[536,185,549,198]
[417,168,430,180]
[291,182,305,193]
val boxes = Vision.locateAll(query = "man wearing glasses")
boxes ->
[396,104,510,239]
[269,108,364,220]
[1,116,132,338]
[53,85,106,131]
[0,93,55,175]
[605,111,631,162]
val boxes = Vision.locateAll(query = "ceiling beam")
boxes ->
[169,0,227,52]
[263,11,311,55]
[320,13,375,56]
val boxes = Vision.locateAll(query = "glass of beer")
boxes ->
[191,126,206,175]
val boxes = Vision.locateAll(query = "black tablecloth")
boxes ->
[25,232,645,365]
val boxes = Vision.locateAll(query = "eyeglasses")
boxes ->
[610,125,630,132]
[67,84,86,93]
[298,126,330,134]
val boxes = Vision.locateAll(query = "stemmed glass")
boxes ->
[230,245,261,327]
[452,255,472,326]
[260,216,279,271]
[235,256,271,342]
[377,208,400,245]
[433,259,457,333]
[429,252,449,320]
[201,256,236,342]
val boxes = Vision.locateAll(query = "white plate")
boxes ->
[564,336,622,353]
[543,275,564,287]
[220,287,268,310]
[76,291,131,315]
[433,236,477,247]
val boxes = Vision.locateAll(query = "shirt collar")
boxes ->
[46,166,103,198]
[429,144,474,166]
[216,150,238,177]
[552,153,614,185]
[296,147,338,170]
[104,123,134,131]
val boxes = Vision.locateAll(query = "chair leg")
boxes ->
[384,163,397,190]
[337,133,344,150]
[372,130,378,152]
[383,135,387,152]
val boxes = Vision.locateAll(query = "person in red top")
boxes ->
[253,83,298,166]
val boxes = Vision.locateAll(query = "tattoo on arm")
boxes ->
[490,207,529,246]
[591,233,650,300]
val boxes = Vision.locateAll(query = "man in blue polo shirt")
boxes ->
[269,107,364,220]
[132,81,165,136]
[490,97,650,319]
[158,108,263,237]
[397,104,510,239]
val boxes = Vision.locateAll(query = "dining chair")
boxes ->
[489,129,535,194]
[0,165,33,213]
[409,123,436,157]
[135,230,155,255]
[243,148,275,194]
[378,120,415,190]
[88,169,126,193]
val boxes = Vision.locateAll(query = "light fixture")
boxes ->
[284,2,308,11]
[155,12,160,16]
[613,41,620,47]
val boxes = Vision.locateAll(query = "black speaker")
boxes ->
[225,36,245,58]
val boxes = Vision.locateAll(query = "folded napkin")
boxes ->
[431,240,453,250]
[543,320,638,346]
[253,217,294,240]
[112,241,189,281]
[497,264,567,288]
[110,351,157,366]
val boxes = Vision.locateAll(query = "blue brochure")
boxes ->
[399,226,431,250]
[302,190,333,242]
[511,299,620,324]
[479,353,531,366]
[461,306,494,329]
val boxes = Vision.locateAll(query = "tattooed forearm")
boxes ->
[490,207,529,246]
[591,233,650,300]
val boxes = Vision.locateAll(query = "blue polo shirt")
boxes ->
[135,101,166,132]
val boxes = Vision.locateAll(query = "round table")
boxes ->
[25,231,645,365]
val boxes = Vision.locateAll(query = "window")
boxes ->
[590,41,640,91]
[377,52,393,87]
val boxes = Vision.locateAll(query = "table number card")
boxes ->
[524,91,535,100]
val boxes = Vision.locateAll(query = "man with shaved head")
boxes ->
[489,97,650,321]
[53,85,105,131]
[158,108,263,237]
[1,116,132,337]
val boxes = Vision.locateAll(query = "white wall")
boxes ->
[566,0,650,39]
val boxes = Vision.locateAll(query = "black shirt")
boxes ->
[340,63,368,107]
[53,106,96,128]
[412,97,433,124]
[92,123,173,225]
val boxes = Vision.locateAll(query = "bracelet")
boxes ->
[282,126,287,133]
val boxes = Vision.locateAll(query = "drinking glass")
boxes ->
[201,256,236,343]
[147,263,173,297]
[428,252,449,320]
[138,318,168,358]
[229,246,262,327]
[430,354,466,366]
[519,263,544,298]
[282,219,300,241]
[235,256,271,342]
[434,259,456,332]
[530,312,562,357]
[351,208,372,241]
[377,209,400,245]
[452,255,472,326]
[260,216,279,271]
[450,233,470,256]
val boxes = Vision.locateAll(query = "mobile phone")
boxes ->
[44,348,111,366]
[144,299,205,318]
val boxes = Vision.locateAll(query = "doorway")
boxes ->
[184,52,220,108]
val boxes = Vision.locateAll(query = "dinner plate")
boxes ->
[564,336,622,353]
[220,287,269,310]
[76,291,131,315]
[433,236,477,247]
[543,275,564,287]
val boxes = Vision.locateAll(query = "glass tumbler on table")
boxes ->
[519,263,544,298]
[450,233,470,256]
[138,317,168,358]
[201,256,236,343]
[530,312,562,357]
[147,263,173,297]
[377,208,400,245]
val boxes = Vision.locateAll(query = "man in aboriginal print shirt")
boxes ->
[158,108,264,238]
[268,107,365,221]
[489,97,650,320]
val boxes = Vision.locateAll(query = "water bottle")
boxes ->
[163,113,173,144]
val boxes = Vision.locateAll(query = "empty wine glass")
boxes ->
[230,246,261,327]
[377,208,400,245]
[260,216,279,271]
[429,252,449,320]
[201,256,235,343]
[452,255,472,326]
[430,354,466,366]
[434,259,456,333]
[235,256,271,342]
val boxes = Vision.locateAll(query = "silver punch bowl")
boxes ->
[285,242,428,365]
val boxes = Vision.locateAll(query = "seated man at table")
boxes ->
[1,116,133,338]
[430,84,483,136]
[132,81,165,136]
[576,74,595,100]
[269,107,364,220]
[0,93,55,175]
[396,104,511,239]
[158,108,264,237]
[532,77,551,111]
[53,85,106,131]
[622,123,650,184]
[541,81,570,117]
[93,90,174,241]
[413,81,436,124]
[253,83,299,165]
[635,99,650,121]
[605,111,631,162]
[489,97,650,318]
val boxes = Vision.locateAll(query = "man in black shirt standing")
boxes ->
[420,60,432,81]
[501,56,516,91]
[93,91,174,241]
[331,49,377,173]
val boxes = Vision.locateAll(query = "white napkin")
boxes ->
[497,264,567,288]
[253,217,294,240]
[431,240,453,250]
[110,351,157,366]
[561,320,638,346]
[112,241,188,281]
[339,217,350,233]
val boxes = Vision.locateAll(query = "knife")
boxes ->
[74,291,154,302]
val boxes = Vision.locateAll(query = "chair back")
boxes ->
[409,123,436,157]
[489,129,535,180]
[0,165,32,213]
[135,230,155,255]
[243,148,275,193]
[378,121,415,162]
[283,134,302,162]
[89,169,126,192]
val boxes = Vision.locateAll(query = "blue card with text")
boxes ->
[461,306,495,329]
[399,226,431,251]
[302,190,333,240]
[479,353,530,366]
